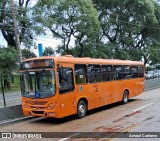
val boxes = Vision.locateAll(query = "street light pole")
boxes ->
[10,0,22,62]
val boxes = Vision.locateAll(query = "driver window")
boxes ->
[58,67,74,94]
[36,70,55,93]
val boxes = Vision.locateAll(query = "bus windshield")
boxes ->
[21,70,55,98]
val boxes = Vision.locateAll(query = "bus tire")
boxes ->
[77,100,87,118]
[122,90,129,104]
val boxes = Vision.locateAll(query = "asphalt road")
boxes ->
[0,87,160,140]
[144,78,160,90]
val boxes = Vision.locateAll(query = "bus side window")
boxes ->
[58,68,74,94]
[102,65,113,81]
[74,64,87,84]
[123,65,131,79]
[113,65,122,80]
[138,66,144,78]
[88,65,101,83]
[131,66,138,78]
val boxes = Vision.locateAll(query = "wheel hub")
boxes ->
[79,105,85,115]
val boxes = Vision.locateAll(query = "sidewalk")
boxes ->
[0,91,21,108]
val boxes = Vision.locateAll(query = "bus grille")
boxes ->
[30,106,45,110]
[26,100,48,105]
[32,111,44,114]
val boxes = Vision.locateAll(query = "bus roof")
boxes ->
[21,56,144,65]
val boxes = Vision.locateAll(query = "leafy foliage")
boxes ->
[34,0,100,54]
[148,43,160,65]
[21,49,37,59]
[0,0,37,49]
[43,47,55,56]
[0,46,18,77]
[91,0,160,64]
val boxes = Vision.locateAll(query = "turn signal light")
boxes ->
[47,102,57,110]
[23,103,30,108]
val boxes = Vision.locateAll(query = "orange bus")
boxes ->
[20,56,144,118]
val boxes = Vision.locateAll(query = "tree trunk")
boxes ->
[4,76,11,90]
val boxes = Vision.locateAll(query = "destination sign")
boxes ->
[20,59,54,70]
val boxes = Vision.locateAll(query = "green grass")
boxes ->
[0,86,21,92]
[12,75,20,86]
[0,75,21,92]
[3,86,21,92]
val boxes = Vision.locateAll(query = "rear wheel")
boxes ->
[122,90,129,104]
[77,101,87,118]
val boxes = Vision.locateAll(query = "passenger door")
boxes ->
[87,65,102,108]
[113,65,123,102]
[101,65,114,105]
[58,67,76,117]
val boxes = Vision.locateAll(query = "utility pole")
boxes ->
[10,0,22,62]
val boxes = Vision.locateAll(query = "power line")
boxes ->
[1,32,160,53]
[2,2,160,52]
[0,33,63,44]
[0,22,159,43]
[1,4,160,30]
[108,11,160,29]
[0,13,160,31]
[149,36,160,46]
[0,30,160,49]
[117,19,160,30]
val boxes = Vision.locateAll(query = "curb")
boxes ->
[144,86,160,91]
[0,116,34,126]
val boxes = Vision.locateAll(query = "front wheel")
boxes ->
[122,90,129,104]
[77,101,87,118]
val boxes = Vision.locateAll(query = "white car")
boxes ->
[145,72,153,79]
[145,70,160,79]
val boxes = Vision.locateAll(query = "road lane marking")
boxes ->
[0,116,33,126]
[133,102,154,112]
[58,133,80,141]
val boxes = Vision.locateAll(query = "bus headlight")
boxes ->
[47,102,57,110]
[23,103,30,108]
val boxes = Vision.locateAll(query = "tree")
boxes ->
[21,49,37,59]
[0,0,37,50]
[43,47,55,56]
[0,46,17,89]
[148,43,160,65]
[34,0,100,55]
[146,2,160,65]
[92,0,159,63]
